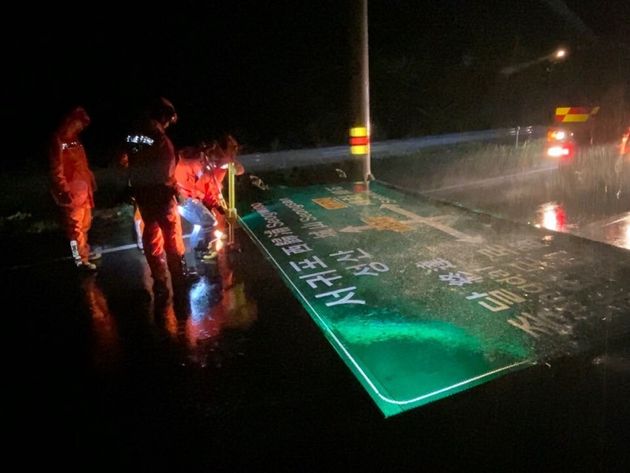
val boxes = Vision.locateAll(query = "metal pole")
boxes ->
[349,0,372,190]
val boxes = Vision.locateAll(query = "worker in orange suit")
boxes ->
[126,130,243,268]
[49,106,100,271]
[205,134,245,208]
[175,134,244,255]
[177,135,243,212]
[126,97,188,298]
[176,145,224,214]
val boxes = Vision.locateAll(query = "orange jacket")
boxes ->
[49,134,95,208]
[175,147,225,209]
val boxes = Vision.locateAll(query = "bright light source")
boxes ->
[540,203,566,232]
[543,208,558,231]
[547,145,570,157]
[551,130,566,141]
[552,48,568,61]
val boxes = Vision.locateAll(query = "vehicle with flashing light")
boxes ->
[544,106,628,195]
[544,106,598,173]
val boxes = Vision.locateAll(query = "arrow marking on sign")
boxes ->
[380,204,484,243]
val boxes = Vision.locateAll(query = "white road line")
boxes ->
[3,233,193,271]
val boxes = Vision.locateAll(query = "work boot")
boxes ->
[77,261,98,272]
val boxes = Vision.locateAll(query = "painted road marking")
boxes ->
[339,203,483,243]
[4,234,193,271]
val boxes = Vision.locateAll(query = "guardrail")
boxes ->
[239,126,546,172]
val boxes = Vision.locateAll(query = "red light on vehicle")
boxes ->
[561,143,575,161]
[546,143,574,161]
[547,146,567,157]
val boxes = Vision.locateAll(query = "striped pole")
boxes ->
[228,161,236,220]
[349,0,372,190]
[350,126,369,156]
[226,161,237,247]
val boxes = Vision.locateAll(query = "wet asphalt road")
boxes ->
[6,159,630,471]
[9,221,630,471]
[424,166,630,251]
[370,144,629,251]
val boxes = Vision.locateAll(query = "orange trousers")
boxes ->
[61,204,92,264]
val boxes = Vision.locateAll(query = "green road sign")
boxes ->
[237,182,630,416]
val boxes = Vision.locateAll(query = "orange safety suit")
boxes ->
[49,107,96,266]
[127,119,186,287]
[176,146,226,211]
[180,134,244,212]
[130,137,242,257]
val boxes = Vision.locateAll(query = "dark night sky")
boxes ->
[3,0,628,170]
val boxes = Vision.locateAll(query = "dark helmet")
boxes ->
[149,97,178,127]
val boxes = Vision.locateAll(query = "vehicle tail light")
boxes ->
[546,143,575,161]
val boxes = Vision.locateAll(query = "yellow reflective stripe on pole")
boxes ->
[349,126,369,155]
[351,145,368,155]
[350,126,368,137]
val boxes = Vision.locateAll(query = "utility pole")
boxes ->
[349,0,372,191]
